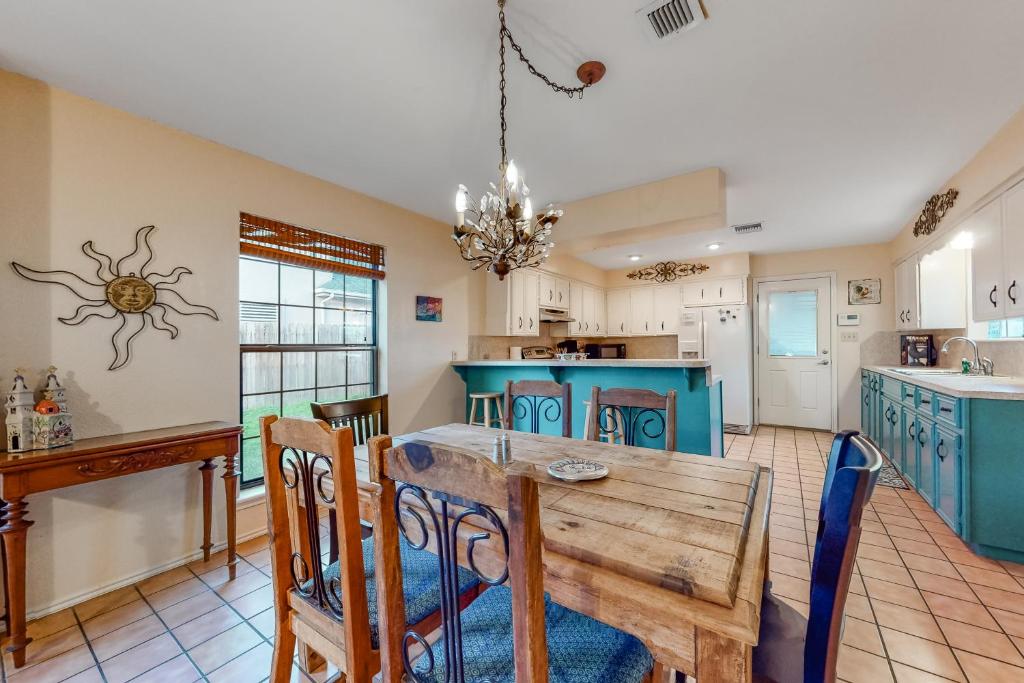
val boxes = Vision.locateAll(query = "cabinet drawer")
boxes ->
[900,382,918,407]
[933,393,962,429]
[881,375,901,400]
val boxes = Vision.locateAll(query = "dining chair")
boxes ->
[259,416,481,683]
[311,393,388,443]
[502,379,572,437]
[368,434,663,683]
[750,430,882,683]
[585,386,677,451]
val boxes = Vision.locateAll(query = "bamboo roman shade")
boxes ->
[239,212,385,280]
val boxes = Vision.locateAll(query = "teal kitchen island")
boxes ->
[451,359,724,456]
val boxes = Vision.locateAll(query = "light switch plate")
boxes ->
[840,331,859,343]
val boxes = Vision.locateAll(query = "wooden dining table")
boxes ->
[335,423,771,681]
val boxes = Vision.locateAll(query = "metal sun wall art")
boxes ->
[626,261,710,283]
[913,188,959,237]
[11,225,219,371]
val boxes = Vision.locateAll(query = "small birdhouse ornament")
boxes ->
[33,366,74,449]
[4,368,35,452]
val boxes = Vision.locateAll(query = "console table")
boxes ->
[0,421,241,668]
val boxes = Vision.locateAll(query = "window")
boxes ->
[238,214,383,487]
[768,290,818,357]
[984,317,1024,339]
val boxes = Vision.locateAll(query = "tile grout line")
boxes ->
[128,584,212,683]
[69,605,111,683]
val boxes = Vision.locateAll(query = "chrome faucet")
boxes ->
[941,336,994,376]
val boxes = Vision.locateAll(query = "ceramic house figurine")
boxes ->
[33,366,74,449]
[5,369,36,452]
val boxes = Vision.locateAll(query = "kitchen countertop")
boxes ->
[451,359,711,368]
[865,365,1024,401]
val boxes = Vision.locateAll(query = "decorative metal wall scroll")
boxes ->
[395,482,509,682]
[626,261,710,283]
[913,188,959,237]
[11,225,219,370]
[597,404,666,447]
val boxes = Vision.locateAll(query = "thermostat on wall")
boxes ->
[837,313,860,327]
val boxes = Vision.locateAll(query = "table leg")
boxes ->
[223,453,239,580]
[0,497,34,669]
[696,626,751,682]
[199,459,216,561]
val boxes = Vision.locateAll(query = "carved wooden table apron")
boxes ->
[0,421,241,668]
[325,424,772,681]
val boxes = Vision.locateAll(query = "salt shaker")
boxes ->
[501,432,512,463]
[492,435,504,466]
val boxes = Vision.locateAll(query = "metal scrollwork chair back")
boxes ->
[369,435,549,682]
[260,416,377,683]
[585,386,677,451]
[502,379,572,437]
[311,394,389,446]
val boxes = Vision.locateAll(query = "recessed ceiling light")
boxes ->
[707,242,722,251]
[628,254,642,261]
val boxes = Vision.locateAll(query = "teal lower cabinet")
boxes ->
[863,368,1024,562]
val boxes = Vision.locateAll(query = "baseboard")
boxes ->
[8,527,268,626]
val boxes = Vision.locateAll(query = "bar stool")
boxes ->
[582,399,625,444]
[468,391,504,428]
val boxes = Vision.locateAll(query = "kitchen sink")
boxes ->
[889,368,1004,378]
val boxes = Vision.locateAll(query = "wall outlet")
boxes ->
[840,331,859,343]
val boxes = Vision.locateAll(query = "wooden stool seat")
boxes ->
[582,399,624,444]
[468,391,504,428]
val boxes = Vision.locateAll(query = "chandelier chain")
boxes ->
[499,6,508,167]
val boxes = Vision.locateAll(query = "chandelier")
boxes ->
[452,0,605,280]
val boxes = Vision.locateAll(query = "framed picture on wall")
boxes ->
[848,278,881,305]
[415,295,443,322]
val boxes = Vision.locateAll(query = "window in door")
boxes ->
[768,290,818,357]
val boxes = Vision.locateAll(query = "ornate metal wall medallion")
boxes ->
[11,225,219,371]
[626,261,710,283]
[913,188,959,237]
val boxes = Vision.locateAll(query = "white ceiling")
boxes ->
[2,1,1024,269]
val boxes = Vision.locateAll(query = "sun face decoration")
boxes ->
[11,225,219,370]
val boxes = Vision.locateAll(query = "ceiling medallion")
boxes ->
[452,0,605,280]
[913,188,959,237]
[627,261,710,283]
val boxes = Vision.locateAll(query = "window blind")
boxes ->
[239,212,385,280]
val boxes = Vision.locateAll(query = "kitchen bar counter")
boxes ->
[864,365,1024,400]
[451,358,724,456]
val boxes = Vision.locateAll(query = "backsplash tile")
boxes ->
[861,328,1024,376]
[469,327,678,360]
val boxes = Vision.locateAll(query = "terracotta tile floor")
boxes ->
[5,426,1024,682]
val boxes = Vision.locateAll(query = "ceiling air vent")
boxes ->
[637,0,708,41]
[733,222,764,235]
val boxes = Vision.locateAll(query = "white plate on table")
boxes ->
[547,458,609,482]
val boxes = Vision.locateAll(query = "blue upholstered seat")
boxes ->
[315,536,480,649]
[413,585,653,683]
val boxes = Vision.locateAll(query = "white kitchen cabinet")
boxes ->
[894,258,920,330]
[554,277,571,311]
[538,272,570,311]
[593,288,607,337]
[682,277,746,306]
[629,288,655,335]
[1002,180,1024,318]
[652,285,681,334]
[581,287,596,335]
[606,289,629,336]
[918,245,966,329]
[969,198,1005,322]
[483,269,540,336]
[568,283,585,335]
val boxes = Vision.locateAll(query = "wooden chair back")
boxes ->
[584,386,677,451]
[503,379,572,437]
[368,435,549,682]
[805,431,882,683]
[260,416,377,682]
[311,394,388,446]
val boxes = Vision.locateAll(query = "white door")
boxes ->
[1002,181,1024,317]
[970,198,1005,322]
[629,288,655,335]
[757,277,833,430]
[607,290,629,336]
[653,285,681,334]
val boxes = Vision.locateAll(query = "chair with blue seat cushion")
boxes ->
[368,435,663,683]
[751,431,882,683]
[260,416,479,683]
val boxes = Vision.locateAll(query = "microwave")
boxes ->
[585,343,626,359]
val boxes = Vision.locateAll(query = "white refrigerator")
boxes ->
[678,304,753,434]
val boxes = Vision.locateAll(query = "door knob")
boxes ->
[817,359,830,365]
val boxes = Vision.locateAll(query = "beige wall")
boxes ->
[751,244,895,432]
[0,69,475,616]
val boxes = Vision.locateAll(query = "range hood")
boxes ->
[539,307,575,323]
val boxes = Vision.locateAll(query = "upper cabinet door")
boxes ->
[970,199,1005,322]
[593,288,607,337]
[715,278,746,305]
[569,283,585,335]
[509,272,526,334]
[894,259,920,330]
[918,246,966,329]
[555,277,571,311]
[682,282,706,306]
[607,289,630,336]
[581,286,596,335]
[1003,181,1024,317]
[538,273,556,308]
[629,288,655,335]
[520,271,540,335]
[653,285,681,334]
